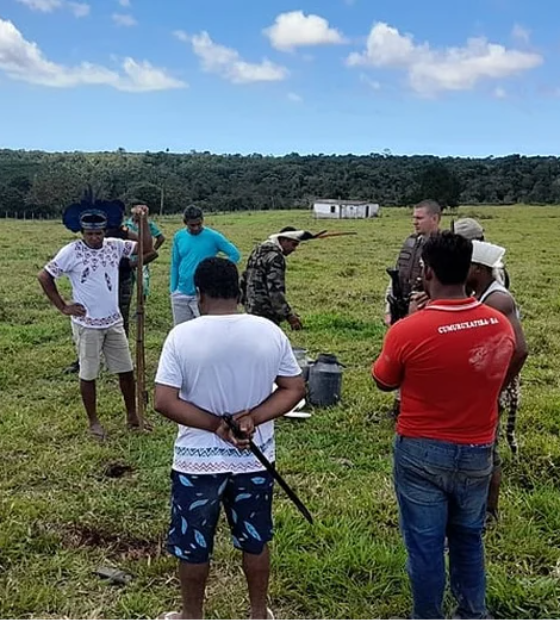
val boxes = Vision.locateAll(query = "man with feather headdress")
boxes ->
[37,192,153,439]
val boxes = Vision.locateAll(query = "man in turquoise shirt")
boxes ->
[170,205,241,325]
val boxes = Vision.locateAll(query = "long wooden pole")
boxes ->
[135,213,145,430]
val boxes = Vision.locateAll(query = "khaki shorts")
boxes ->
[72,322,133,381]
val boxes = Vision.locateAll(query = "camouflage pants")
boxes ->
[493,375,522,468]
[499,375,521,454]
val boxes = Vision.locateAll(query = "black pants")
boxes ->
[119,277,133,336]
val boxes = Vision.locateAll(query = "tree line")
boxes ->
[1,148,559,218]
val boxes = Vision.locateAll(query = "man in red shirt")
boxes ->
[373,231,515,620]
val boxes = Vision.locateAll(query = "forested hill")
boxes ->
[1,149,559,217]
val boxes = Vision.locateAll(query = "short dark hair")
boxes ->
[194,257,240,300]
[183,205,203,222]
[422,231,473,286]
[415,199,442,217]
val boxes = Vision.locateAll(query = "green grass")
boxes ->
[1,206,560,618]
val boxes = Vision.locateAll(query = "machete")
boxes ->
[223,414,314,524]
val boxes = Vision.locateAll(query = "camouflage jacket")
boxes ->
[240,241,294,325]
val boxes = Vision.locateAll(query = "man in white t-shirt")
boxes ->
[38,205,153,439]
[154,256,305,620]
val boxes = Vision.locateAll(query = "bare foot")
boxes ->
[89,423,107,440]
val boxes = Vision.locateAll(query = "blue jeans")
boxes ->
[394,436,493,619]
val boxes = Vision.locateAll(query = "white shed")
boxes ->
[313,199,380,219]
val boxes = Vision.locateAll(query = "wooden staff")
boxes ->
[135,212,146,430]
[314,231,358,239]
[299,230,358,241]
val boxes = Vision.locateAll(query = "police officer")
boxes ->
[384,199,442,326]
[384,200,441,418]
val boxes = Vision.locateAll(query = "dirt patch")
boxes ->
[103,462,134,479]
[56,523,164,561]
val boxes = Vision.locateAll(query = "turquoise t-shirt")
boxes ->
[170,227,241,295]
[125,217,162,238]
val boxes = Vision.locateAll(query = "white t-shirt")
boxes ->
[155,314,302,475]
[44,238,136,329]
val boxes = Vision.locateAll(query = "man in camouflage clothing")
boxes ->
[240,227,303,330]
[384,200,441,417]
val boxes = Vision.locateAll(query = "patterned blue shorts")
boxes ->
[168,469,274,564]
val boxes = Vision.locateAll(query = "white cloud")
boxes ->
[17,0,90,17]
[347,23,417,68]
[512,24,530,44]
[118,58,184,92]
[287,92,302,102]
[181,30,288,84]
[118,0,131,6]
[0,18,186,91]
[493,86,507,98]
[347,22,542,96]
[112,13,137,27]
[360,73,381,90]
[173,29,189,43]
[264,11,346,52]
[16,0,62,12]
[68,2,90,17]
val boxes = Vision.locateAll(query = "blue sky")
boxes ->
[0,0,558,156]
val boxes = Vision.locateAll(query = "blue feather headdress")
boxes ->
[63,185,125,233]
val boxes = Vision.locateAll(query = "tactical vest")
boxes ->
[396,234,425,298]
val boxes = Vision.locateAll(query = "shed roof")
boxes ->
[314,199,371,206]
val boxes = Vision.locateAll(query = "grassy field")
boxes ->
[1,206,560,619]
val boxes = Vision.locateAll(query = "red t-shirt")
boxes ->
[372,298,515,444]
